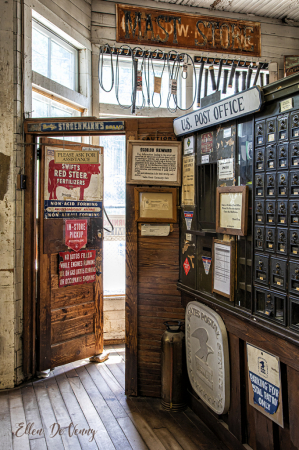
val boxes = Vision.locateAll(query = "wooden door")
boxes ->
[37,138,103,371]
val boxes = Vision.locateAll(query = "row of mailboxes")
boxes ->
[255,171,299,198]
[255,141,299,171]
[255,111,299,147]
[255,227,299,256]
[255,200,299,226]
[254,254,299,295]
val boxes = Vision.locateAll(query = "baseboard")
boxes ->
[104,339,125,345]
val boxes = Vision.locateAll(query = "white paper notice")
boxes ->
[213,243,231,296]
[201,154,209,164]
[218,158,234,180]
[131,145,178,183]
[141,224,170,236]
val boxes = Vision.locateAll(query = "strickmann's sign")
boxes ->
[173,86,263,137]
[116,4,261,56]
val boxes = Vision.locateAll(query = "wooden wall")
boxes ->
[126,118,185,397]
[91,0,299,78]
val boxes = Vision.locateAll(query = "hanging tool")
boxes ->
[98,44,114,92]
[241,71,246,91]
[234,71,240,94]
[204,68,209,97]
[167,51,180,113]
[260,72,264,87]
[209,62,216,91]
[222,69,229,94]
[216,59,223,91]
[151,49,166,108]
[246,64,253,89]
[253,62,263,86]
[177,52,197,111]
[228,60,236,89]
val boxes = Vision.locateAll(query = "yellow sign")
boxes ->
[54,150,99,164]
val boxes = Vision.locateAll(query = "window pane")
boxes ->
[32,28,49,77]
[103,241,125,295]
[32,91,81,118]
[101,135,126,209]
[32,95,49,117]
[51,41,75,90]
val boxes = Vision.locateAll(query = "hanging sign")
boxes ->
[59,250,96,287]
[174,87,263,137]
[201,132,213,154]
[116,5,261,57]
[44,147,103,218]
[27,120,124,134]
[65,219,88,252]
[247,344,284,427]
[184,211,194,230]
[202,256,212,275]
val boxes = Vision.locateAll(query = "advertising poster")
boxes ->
[59,249,96,288]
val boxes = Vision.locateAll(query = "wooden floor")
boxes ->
[0,345,229,450]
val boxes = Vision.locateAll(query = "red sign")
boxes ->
[65,219,87,252]
[59,250,96,288]
[201,132,213,153]
[183,257,191,276]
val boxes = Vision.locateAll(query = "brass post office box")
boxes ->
[266,144,276,170]
[290,110,299,139]
[266,201,276,225]
[290,229,299,257]
[256,148,265,171]
[255,174,265,198]
[277,228,288,255]
[278,113,289,142]
[277,200,288,226]
[277,171,288,197]
[254,253,269,286]
[290,201,299,226]
[255,120,265,146]
[266,117,277,144]
[266,172,276,197]
[270,256,287,291]
[290,141,299,168]
[289,260,299,296]
[265,226,275,252]
[254,287,286,324]
[278,143,288,169]
[290,171,299,197]
[255,200,265,224]
[255,226,265,251]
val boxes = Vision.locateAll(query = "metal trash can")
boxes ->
[161,320,187,411]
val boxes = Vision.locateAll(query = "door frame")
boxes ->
[23,117,138,395]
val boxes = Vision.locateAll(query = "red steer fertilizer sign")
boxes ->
[65,219,87,252]
[59,250,96,287]
[44,147,103,218]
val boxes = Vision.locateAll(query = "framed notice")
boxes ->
[284,55,299,77]
[212,239,235,301]
[182,155,195,206]
[127,140,181,186]
[216,186,248,236]
[134,187,177,223]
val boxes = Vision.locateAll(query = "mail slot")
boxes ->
[265,201,276,225]
[289,260,299,296]
[255,200,265,224]
[254,287,286,324]
[277,228,288,255]
[277,171,288,197]
[266,173,276,197]
[266,144,276,170]
[254,226,264,251]
[278,143,288,169]
[290,201,299,226]
[277,200,287,226]
[289,296,299,330]
[266,117,277,144]
[290,141,299,168]
[278,113,289,141]
[290,171,299,197]
[290,110,299,139]
[254,253,269,286]
[290,229,299,257]
[270,256,287,291]
[255,148,264,171]
[255,174,264,198]
[265,226,275,252]
[255,120,265,146]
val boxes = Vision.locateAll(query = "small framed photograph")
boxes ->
[216,186,248,236]
[127,140,182,186]
[284,55,299,77]
[134,187,177,223]
[212,239,235,301]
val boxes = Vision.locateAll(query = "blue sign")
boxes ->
[249,371,279,415]
[44,200,102,219]
[28,121,124,133]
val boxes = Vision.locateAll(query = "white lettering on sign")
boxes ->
[174,87,263,136]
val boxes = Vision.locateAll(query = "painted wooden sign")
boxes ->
[284,55,299,77]
[116,4,261,56]
[59,250,96,287]
[44,146,103,218]
[65,219,88,252]
[174,87,263,137]
[27,121,124,133]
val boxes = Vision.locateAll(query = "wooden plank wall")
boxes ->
[182,292,299,450]
[91,0,299,78]
[126,118,185,397]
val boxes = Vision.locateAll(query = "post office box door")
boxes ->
[254,226,265,251]
[290,201,299,226]
[290,110,299,140]
[270,257,287,291]
[289,260,299,296]
[266,200,276,225]
[255,200,265,225]
[277,200,288,226]
[277,143,288,169]
[255,147,265,171]
[266,144,276,170]
[266,172,276,198]
[277,113,289,142]
[255,173,264,198]
[277,171,288,197]
[266,117,277,144]
[290,229,299,257]
[265,226,275,252]
[255,120,265,146]
[277,228,288,255]
[290,171,299,197]
[254,253,269,286]
[290,141,299,168]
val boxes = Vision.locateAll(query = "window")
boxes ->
[32,91,81,118]
[32,20,78,91]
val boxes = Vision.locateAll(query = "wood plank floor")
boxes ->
[0,345,229,450]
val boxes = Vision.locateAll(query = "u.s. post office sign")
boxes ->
[186,301,230,415]
[116,4,261,56]
[174,86,263,137]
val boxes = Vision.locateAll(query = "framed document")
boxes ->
[212,239,235,301]
[127,140,181,186]
[216,186,248,236]
[134,187,177,223]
